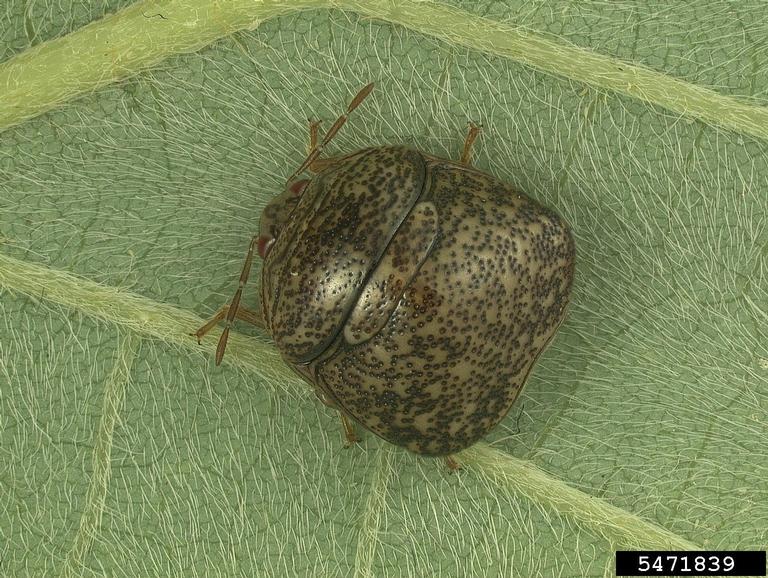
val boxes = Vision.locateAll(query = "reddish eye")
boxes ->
[257,235,275,258]
[289,179,310,196]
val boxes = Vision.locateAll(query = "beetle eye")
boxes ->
[257,235,276,259]
[288,179,310,196]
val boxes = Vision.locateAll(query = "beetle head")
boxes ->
[257,178,310,259]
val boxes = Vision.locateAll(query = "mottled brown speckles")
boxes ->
[260,145,575,456]
[344,201,438,345]
[262,147,426,363]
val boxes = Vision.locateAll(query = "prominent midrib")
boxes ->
[1,0,767,140]
[0,251,701,552]
[0,251,293,393]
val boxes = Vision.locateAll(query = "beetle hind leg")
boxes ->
[460,122,483,165]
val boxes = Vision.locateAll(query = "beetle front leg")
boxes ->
[287,83,375,183]
[460,122,483,165]
[307,118,321,151]
[306,119,335,173]
[304,118,358,174]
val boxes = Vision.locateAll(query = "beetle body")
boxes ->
[259,145,575,456]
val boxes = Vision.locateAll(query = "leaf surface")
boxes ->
[1,1,766,576]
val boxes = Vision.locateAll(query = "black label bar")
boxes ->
[616,551,766,576]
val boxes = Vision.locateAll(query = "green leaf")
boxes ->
[1,1,766,576]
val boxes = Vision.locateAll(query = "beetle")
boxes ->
[194,83,575,466]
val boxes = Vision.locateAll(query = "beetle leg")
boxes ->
[306,119,337,173]
[235,306,264,327]
[460,122,483,165]
[444,455,462,471]
[308,118,321,151]
[193,235,261,365]
[192,304,264,343]
[340,413,360,446]
[286,82,375,183]
[313,388,360,445]
[313,388,337,408]
[308,157,341,173]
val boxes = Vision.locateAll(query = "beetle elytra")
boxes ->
[194,84,575,465]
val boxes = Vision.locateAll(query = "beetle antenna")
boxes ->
[286,82,374,184]
[215,234,260,365]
